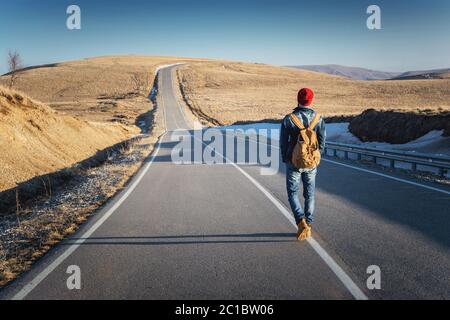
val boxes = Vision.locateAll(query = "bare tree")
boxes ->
[131,73,151,96]
[131,73,143,95]
[7,50,23,89]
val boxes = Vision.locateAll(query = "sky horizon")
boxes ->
[1,0,450,74]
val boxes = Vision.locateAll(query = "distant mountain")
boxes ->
[289,64,402,80]
[390,68,450,80]
[290,64,450,81]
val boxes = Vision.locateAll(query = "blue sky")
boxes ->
[1,0,450,74]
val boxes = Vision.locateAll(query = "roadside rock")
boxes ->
[324,115,356,123]
[349,109,450,144]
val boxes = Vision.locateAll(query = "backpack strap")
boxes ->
[309,113,322,130]
[290,113,321,130]
[290,114,309,143]
[290,114,305,130]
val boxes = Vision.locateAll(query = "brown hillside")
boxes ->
[177,62,450,126]
[0,86,132,191]
[0,56,207,127]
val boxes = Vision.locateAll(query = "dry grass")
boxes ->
[0,86,135,192]
[0,55,207,126]
[0,56,207,191]
[177,61,450,125]
[0,56,180,286]
[0,85,167,287]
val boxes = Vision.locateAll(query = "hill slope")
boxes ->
[292,64,450,81]
[177,61,450,126]
[290,64,401,80]
[0,86,132,191]
[0,56,206,127]
[391,68,450,80]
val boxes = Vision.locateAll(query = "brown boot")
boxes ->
[297,219,312,241]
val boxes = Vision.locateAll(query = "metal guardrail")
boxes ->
[325,141,450,177]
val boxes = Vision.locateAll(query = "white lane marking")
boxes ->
[321,159,450,195]
[169,66,198,130]
[11,132,167,300]
[159,73,168,131]
[169,70,443,297]
[163,70,367,299]
[223,131,450,196]
[176,97,190,127]
[194,135,369,300]
[160,68,181,130]
[170,102,181,129]
[170,64,204,131]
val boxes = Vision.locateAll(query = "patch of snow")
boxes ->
[325,123,361,144]
[220,122,450,157]
[326,123,449,157]
[361,130,450,157]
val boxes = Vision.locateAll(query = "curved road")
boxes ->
[1,65,449,300]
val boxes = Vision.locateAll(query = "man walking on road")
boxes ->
[280,88,326,241]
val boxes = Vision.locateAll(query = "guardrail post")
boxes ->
[411,163,417,172]
[439,168,445,177]
[344,151,348,160]
[390,159,395,169]
[333,149,337,157]
[357,153,362,161]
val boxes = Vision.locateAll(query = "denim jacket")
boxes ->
[280,106,326,163]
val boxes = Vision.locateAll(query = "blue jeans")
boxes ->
[286,162,317,225]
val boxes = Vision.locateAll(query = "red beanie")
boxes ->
[297,88,314,107]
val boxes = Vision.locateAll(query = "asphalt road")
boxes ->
[1,65,449,300]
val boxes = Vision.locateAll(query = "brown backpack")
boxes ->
[290,113,322,169]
